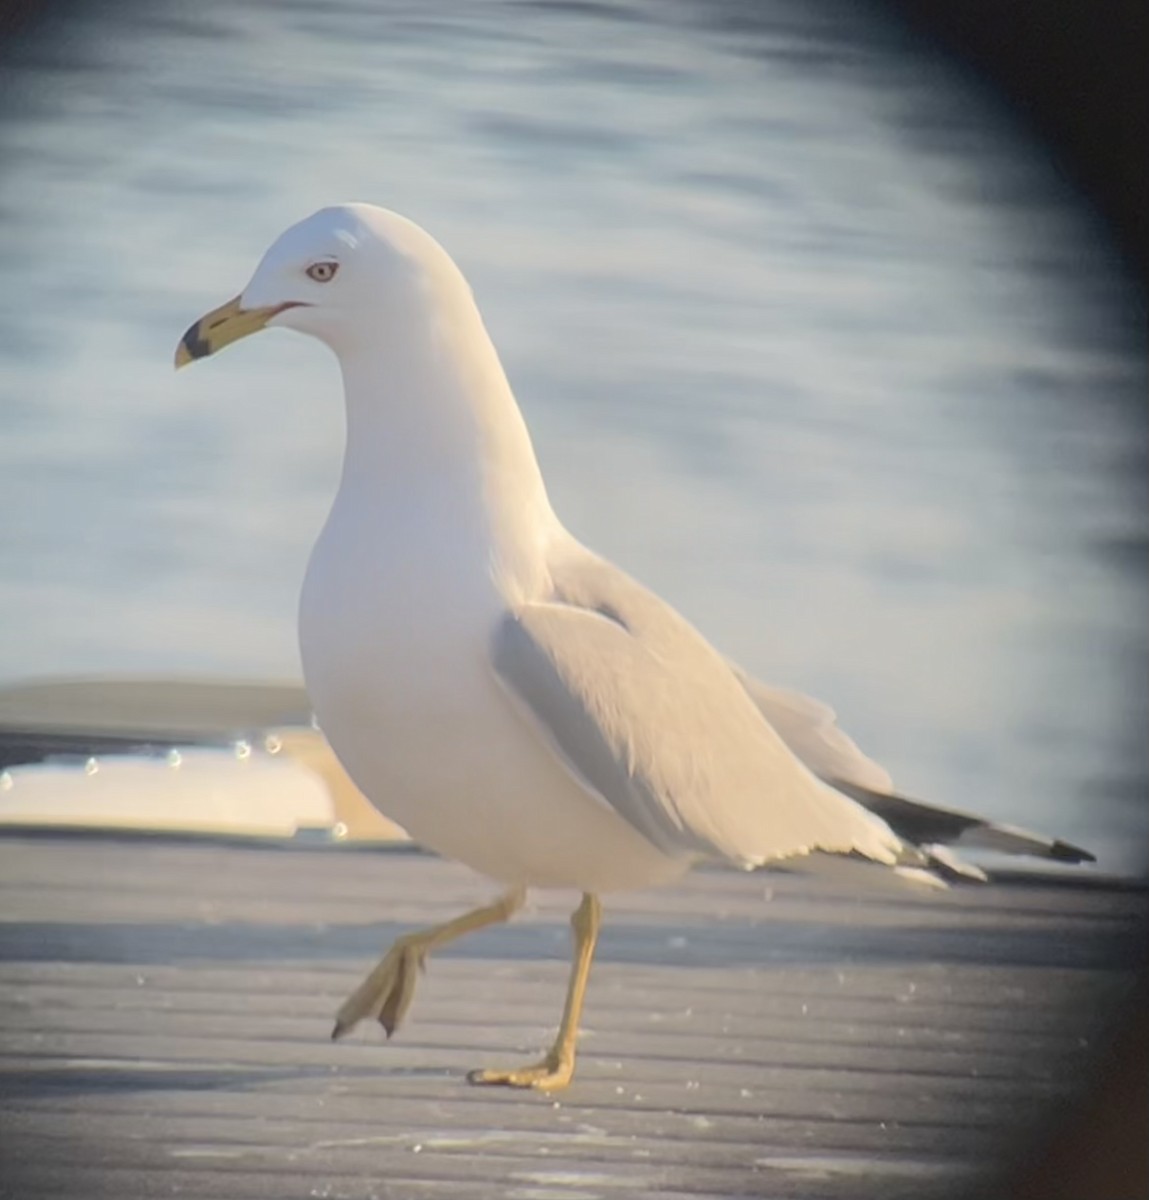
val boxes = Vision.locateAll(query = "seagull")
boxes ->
[176,203,1093,1090]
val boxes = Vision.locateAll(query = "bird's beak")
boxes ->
[174,296,300,369]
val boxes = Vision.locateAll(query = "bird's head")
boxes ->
[175,203,465,367]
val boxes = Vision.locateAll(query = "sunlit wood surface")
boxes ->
[1,835,1143,1199]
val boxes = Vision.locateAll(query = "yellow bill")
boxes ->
[174,296,298,369]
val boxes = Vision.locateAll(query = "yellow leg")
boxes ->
[332,887,525,1040]
[469,892,601,1092]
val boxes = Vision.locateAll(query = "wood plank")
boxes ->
[0,834,1143,1199]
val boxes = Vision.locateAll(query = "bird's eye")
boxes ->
[306,261,339,283]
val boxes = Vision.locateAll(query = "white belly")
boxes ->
[298,525,685,894]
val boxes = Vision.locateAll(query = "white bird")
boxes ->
[176,203,1092,1090]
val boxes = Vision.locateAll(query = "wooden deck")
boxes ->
[1,833,1144,1199]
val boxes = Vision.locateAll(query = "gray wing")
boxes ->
[491,549,902,869]
[727,669,894,793]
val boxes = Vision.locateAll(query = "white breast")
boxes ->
[298,492,683,893]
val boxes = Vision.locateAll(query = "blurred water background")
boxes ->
[0,0,1145,872]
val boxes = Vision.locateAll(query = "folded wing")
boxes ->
[491,550,903,870]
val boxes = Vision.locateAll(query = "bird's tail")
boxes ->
[830,781,1095,882]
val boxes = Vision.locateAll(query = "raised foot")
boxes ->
[468,1055,574,1092]
[331,934,427,1040]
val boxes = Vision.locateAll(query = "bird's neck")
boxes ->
[331,299,558,591]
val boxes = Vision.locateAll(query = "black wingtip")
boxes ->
[1049,839,1097,864]
[330,1021,347,1042]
